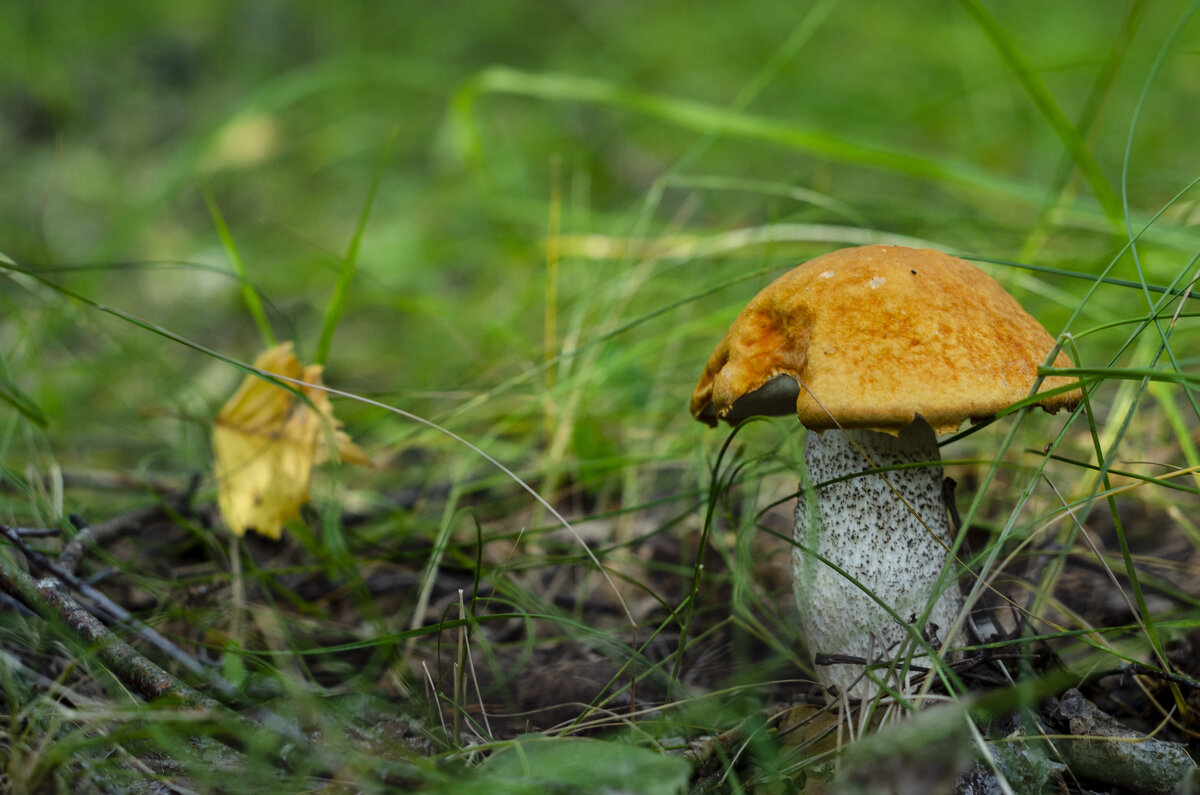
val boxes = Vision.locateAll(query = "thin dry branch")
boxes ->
[0,523,218,688]
[58,476,196,575]
[59,504,167,576]
[0,545,350,777]
[0,551,215,708]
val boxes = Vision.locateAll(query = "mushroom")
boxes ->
[690,245,1080,699]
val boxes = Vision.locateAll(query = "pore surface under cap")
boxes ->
[690,245,1081,434]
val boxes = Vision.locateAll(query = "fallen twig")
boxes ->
[1084,662,1200,694]
[59,505,162,576]
[0,547,352,776]
[0,553,216,708]
[59,476,196,576]
[9,527,62,538]
[0,523,223,691]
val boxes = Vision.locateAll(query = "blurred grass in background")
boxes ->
[5,1,1197,461]
[2,2,1194,408]
[2,0,1200,790]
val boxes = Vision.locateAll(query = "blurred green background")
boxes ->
[1,0,1197,510]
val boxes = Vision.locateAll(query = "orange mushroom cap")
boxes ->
[690,245,1081,435]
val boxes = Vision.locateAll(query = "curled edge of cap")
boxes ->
[688,245,1084,435]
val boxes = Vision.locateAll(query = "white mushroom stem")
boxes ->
[793,417,964,699]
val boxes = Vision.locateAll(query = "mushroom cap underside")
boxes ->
[690,245,1082,435]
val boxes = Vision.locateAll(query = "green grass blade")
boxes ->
[957,0,1124,228]
[451,66,1050,205]
[200,181,275,346]
[1017,0,1146,260]
[1148,381,1200,489]
[1120,1,1200,234]
[0,373,48,428]
[315,131,399,366]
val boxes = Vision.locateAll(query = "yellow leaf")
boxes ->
[212,343,369,539]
